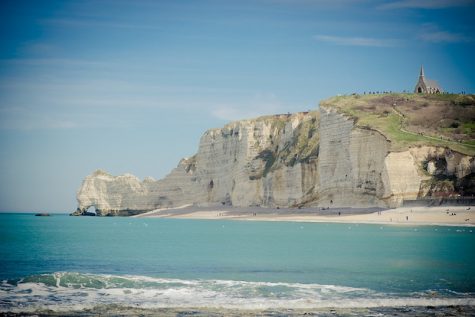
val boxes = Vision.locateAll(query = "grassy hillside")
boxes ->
[320,93,475,155]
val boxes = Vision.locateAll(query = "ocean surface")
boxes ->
[0,213,474,315]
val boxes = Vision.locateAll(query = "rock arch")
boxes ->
[72,205,98,216]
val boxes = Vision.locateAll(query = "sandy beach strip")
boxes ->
[7,305,475,317]
[135,205,475,226]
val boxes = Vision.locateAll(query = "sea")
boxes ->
[0,213,474,316]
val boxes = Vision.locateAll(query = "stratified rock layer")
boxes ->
[73,105,474,216]
[317,107,390,207]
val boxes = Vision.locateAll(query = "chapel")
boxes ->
[414,65,442,94]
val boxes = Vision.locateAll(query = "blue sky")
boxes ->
[1,0,474,212]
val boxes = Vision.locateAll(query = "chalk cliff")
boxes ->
[73,94,475,216]
[73,112,320,216]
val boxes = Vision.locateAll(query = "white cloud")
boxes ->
[378,0,474,10]
[0,107,79,130]
[210,94,287,121]
[419,31,471,43]
[314,34,400,47]
[41,18,162,30]
[22,42,57,55]
[417,24,472,43]
[0,58,107,68]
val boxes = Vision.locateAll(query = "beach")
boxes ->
[135,205,475,226]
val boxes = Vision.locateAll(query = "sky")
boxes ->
[1,0,474,212]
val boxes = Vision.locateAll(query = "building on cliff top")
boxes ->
[414,65,442,94]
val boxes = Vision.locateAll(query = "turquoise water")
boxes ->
[1,213,474,312]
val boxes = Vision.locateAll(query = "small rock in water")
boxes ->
[35,213,50,216]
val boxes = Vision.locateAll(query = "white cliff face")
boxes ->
[74,112,320,215]
[74,107,474,216]
[382,152,422,207]
[318,107,390,207]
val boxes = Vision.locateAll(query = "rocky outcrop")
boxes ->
[73,170,162,216]
[412,147,475,198]
[73,102,475,216]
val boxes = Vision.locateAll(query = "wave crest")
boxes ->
[1,272,474,313]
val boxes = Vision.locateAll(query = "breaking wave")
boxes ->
[1,272,474,313]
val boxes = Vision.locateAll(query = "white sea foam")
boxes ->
[1,273,474,313]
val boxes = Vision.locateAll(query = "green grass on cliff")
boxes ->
[244,111,320,179]
[320,93,475,155]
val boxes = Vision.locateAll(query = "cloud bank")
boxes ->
[314,35,400,47]
[379,0,474,10]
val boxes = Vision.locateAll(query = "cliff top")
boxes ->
[320,93,475,155]
[206,111,319,133]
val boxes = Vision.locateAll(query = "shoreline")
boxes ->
[134,205,475,227]
[2,305,475,317]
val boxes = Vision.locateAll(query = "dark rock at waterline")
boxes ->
[35,213,50,216]
[70,207,146,216]
[70,208,97,216]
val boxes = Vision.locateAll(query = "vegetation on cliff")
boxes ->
[320,93,475,155]
[253,111,320,179]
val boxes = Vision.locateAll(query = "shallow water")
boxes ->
[0,213,474,314]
